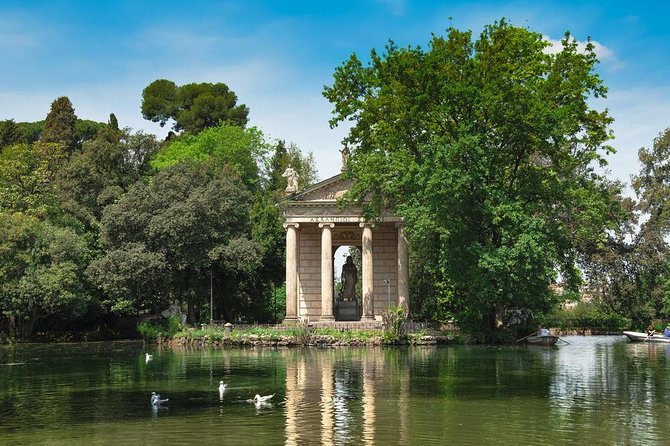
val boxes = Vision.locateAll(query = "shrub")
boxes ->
[382,306,407,343]
[546,302,630,331]
[137,316,183,340]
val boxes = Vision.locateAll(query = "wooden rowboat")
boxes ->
[623,331,670,343]
[525,335,559,346]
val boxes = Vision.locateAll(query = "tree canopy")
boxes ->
[41,96,78,151]
[88,162,261,322]
[141,80,249,134]
[324,20,618,339]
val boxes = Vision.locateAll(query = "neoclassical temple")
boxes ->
[282,172,409,323]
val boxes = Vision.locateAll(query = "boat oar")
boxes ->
[516,332,536,343]
[558,337,570,345]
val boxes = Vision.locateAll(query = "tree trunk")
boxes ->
[187,294,195,325]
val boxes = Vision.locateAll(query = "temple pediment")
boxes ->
[289,174,354,203]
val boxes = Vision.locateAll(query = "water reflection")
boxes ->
[1,339,670,445]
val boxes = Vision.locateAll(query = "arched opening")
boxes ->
[334,245,361,321]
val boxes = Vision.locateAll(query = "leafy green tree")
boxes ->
[75,119,106,145]
[41,97,78,151]
[630,127,670,320]
[16,121,44,144]
[0,212,92,338]
[0,142,65,216]
[324,20,617,339]
[17,118,103,146]
[88,162,262,322]
[0,119,24,150]
[53,129,160,230]
[141,79,249,134]
[151,124,268,191]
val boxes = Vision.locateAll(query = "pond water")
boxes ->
[1,336,669,445]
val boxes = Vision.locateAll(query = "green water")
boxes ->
[1,336,669,445]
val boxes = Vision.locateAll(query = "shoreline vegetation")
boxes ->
[165,325,459,348]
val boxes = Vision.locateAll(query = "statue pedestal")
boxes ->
[336,300,359,321]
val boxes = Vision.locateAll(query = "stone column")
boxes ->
[319,222,335,321]
[284,223,299,322]
[284,353,300,444]
[360,222,375,321]
[320,358,334,444]
[362,354,376,445]
[396,222,409,314]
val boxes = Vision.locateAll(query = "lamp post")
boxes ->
[384,278,391,309]
[210,269,213,324]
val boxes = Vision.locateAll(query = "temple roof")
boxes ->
[282,173,401,223]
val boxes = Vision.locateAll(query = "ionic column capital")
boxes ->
[395,221,404,229]
[359,222,375,229]
[283,222,300,230]
[318,222,335,229]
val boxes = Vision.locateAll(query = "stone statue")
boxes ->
[282,165,299,193]
[339,146,350,171]
[161,299,187,326]
[339,255,358,301]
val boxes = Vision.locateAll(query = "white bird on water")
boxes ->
[253,393,274,403]
[145,353,153,363]
[218,381,227,393]
[150,392,169,407]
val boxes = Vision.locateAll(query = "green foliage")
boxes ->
[171,324,383,344]
[0,142,65,216]
[137,316,182,340]
[0,212,92,338]
[141,79,249,134]
[53,129,159,229]
[0,119,24,150]
[382,306,407,343]
[150,124,267,191]
[88,161,262,321]
[15,121,43,144]
[41,97,78,151]
[324,19,617,339]
[136,319,162,340]
[546,302,631,331]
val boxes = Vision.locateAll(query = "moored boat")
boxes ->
[525,335,559,346]
[623,331,670,343]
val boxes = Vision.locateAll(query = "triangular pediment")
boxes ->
[289,174,354,203]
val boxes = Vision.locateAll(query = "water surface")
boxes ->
[1,336,669,445]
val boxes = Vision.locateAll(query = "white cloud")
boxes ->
[543,35,619,67]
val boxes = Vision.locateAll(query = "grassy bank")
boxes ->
[148,321,459,347]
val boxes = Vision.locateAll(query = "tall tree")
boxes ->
[0,212,92,338]
[41,97,78,151]
[151,124,268,191]
[0,142,65,216]
[88,162,262,323]
[324,20,617,339]
[630,127,670,319]
[0,119,24,150]
[53,129,160,230]
[141,80,249,134]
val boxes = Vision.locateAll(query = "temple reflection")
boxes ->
[282,348,410,445]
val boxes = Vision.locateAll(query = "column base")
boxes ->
[319,315,335,321]
[360,315,376,322]
[282,316,300,325]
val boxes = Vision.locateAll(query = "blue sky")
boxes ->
[1,1,669,185]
